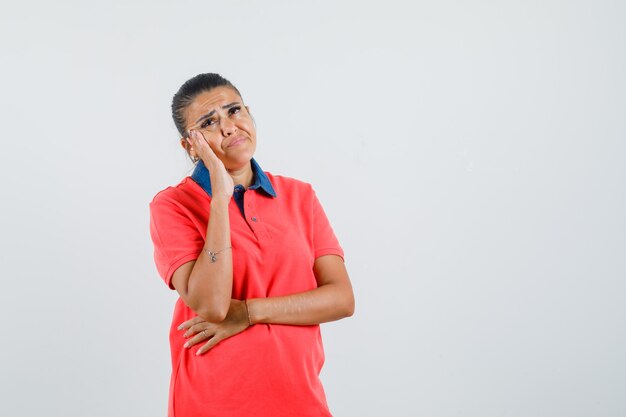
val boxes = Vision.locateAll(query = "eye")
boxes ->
[200,118,216,128]
[228,106,241,116]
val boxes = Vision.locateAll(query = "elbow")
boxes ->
[183,280,231,323]
[187,297,230,323]
[198,307,228,323]
[342,293,355,318]
[195,304,228,323]
[345,302,355,318]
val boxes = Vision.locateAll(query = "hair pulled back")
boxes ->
[171,73,242,137]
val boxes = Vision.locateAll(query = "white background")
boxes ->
[1,1,625,416]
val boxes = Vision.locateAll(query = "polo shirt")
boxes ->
[149,158,344,417]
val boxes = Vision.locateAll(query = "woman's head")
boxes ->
[172,73,242,137]
[172,73,256,169]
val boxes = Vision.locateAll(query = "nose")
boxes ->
[220,117,237,136]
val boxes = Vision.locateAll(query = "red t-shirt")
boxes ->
[149,168,344,417]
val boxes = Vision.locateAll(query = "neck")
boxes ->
[226,161,254,188]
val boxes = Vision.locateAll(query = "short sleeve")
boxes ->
[149,196,204,289]
[311,189,345,261]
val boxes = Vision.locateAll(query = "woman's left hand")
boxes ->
[178,299,250,355]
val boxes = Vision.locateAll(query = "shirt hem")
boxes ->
[314,248,344,262]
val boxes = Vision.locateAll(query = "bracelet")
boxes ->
[244,299,252,326]
[204,246,231,263]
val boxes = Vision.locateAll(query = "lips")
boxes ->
[227,136,246,148]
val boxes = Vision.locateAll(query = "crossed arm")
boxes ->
[173,254,354,355]
[170,197,355,356]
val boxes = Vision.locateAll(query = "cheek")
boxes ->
[245,123,257,140]
[212,141,226,155]
[238,117,254,131]
[205,135,223,150]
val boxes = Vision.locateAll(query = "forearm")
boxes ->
[247,282,354,326]
[187,197,233,322]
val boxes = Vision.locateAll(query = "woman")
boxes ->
[149,73,355,417]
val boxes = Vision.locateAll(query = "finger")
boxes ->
[178,316,203,331]
[196,334,223,355]
[178,316,204,331]
[187,130,198,147]
[185,323,214,338]
[189,129,206,145]
[189,130,220,161]
[184,329,213,349]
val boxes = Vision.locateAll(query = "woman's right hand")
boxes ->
[178,299,251,356]
[187,129,234,201]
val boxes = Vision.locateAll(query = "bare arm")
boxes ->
[247,254,354,325]
[171,130,235,322]
[171,198,232,322]
[180,254,354,355]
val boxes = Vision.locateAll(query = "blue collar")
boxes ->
[190,157,277,198]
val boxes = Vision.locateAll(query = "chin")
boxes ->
[225,151,254,170]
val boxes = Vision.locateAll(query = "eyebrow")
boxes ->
[193,102,241,125]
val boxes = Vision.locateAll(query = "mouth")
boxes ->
[227,136,247,148]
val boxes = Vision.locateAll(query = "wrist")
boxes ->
[243,299,252,327]
[246,298,264,324]
[210,196,231,208]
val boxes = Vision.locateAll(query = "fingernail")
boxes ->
[184,341,189,348]
[177,325,183,330]
[195,350,202,356]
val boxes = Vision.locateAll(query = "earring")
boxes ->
[192,156,200,163]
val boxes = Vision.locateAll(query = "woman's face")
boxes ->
[181,86,256,170]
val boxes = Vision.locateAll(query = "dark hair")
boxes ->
[171,73,243,137]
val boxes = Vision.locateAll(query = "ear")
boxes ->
[180,137,195,157]
[180,137,189,150]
